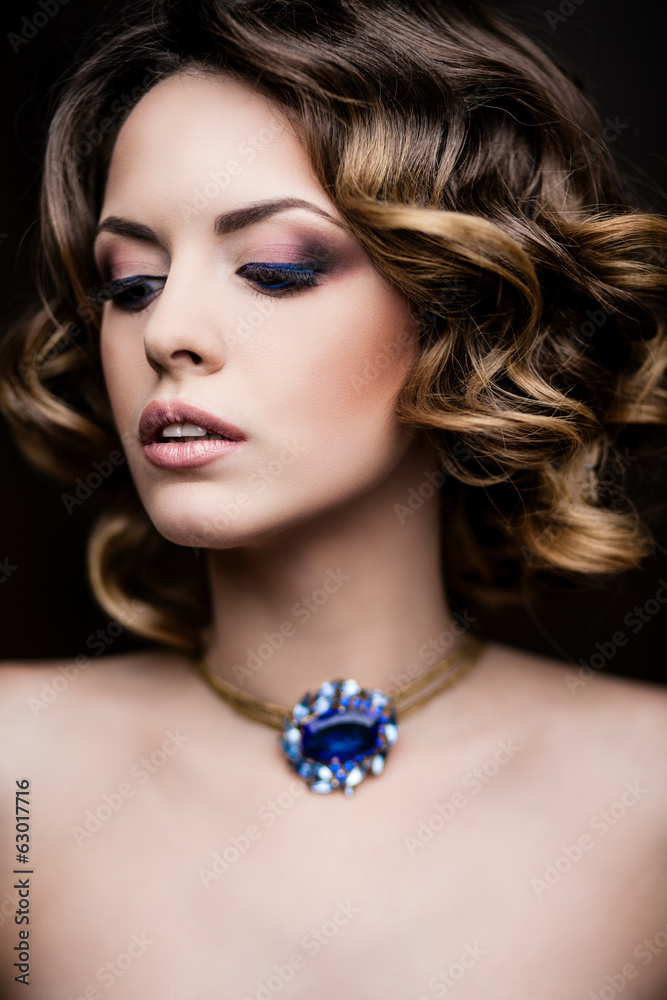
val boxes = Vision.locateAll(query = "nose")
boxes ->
[142,260,226,378]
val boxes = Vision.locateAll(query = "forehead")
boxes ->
[100,70,326,219]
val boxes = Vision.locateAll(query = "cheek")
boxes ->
[290,280,420,430]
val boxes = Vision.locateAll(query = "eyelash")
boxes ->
[87,263,322,313]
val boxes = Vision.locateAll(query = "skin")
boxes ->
[95,68,455,703]
[1,69,667,999]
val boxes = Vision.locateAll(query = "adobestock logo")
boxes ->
[63,931,154,998]
[394,448,472,525]
[231,567,351,685]
[61,451,126,514]
[205,439,308,531]
[350,326,416,394]
[73,67,160,163]
[198,778,306,889]
[70,730,189,846]
[419,942,487,998]
[384,610,478,700]
[7,0,70,53]
[239,900,360,1000]
[587,922,667,1000]
[0,558,18,586]
[179,121,283,220]
[26,602,146,717]
[405,738,521,856]
[531,780,648,898]
[544,0,586,30]
[564,577,667,694]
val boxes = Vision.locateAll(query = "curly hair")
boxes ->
[1,0,666,655]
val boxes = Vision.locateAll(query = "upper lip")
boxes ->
[139,400,248,446]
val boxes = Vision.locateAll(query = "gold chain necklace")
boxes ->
[194,631,485,797]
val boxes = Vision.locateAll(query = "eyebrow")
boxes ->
[93,198,347,243]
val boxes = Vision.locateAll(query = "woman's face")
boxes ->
[95,70,424,548]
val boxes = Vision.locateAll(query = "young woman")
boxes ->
[1,1,666,996]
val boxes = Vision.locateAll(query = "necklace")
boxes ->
[194,632,485,797]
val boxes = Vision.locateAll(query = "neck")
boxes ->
[201,441,471,708]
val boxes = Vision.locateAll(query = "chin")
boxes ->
[142,490,348,551]
[147,514,269,550]
[144,502,251,549]
[135,467,389,549]
[139,489,289,549]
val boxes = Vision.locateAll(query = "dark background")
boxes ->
[1,0,666,682]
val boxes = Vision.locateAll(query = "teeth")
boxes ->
[161,422,209,438]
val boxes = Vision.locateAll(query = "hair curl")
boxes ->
[1,0,666,655]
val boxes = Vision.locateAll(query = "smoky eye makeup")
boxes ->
[226,209,366,271]
[235,226,348,268]
[87,274,166,311]
[87,216,365,310]
[231,229,363,299]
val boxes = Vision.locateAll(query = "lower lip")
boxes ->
[143,439,245,469]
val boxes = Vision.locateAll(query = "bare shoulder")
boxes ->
[480,639,667,819]
[0,647,193,705]
[0,649,196,763]
[483,637,667,730]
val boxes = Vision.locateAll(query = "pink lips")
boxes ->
[139,400,247,469]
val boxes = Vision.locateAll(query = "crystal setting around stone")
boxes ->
[279,679,399,797]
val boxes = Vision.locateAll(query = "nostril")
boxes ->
[169,349,203,365]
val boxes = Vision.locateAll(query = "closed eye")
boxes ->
[237,262,322,297]
[87,262,322,314]
[87,275,166,312]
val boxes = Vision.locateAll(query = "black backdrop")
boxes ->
[1,0,666,683]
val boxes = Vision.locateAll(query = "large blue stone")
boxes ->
[301,708,381,764]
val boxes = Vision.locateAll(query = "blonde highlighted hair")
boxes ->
[1,0,666,655]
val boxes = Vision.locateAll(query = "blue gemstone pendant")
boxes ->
[279,679,399,796]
